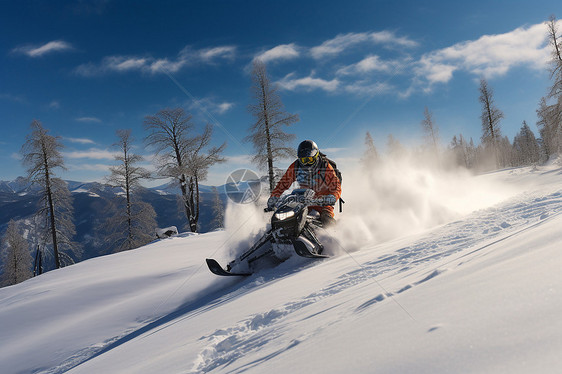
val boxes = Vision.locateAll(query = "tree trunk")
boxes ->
[262,85,275,193]
[45,175,61,269]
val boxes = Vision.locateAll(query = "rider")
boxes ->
[267,140,341,226]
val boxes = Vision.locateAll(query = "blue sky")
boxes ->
[1,0,560,186]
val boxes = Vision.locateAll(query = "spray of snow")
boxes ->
[334,152,523,252]
[223,199,270,260]
[222,151,524,259]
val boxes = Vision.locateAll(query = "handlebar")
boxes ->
[265,195,335,212]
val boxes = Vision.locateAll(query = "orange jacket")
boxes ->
[271,159,342,201]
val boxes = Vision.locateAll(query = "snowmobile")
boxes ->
[206,189,331,276]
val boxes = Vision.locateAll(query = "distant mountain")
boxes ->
[0,178,228,271]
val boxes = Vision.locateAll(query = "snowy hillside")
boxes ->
[1,163,562,373]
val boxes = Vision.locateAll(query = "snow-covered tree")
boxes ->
[449,134,478,169]
[479,79,504,168]
[246,59,299,192]
[104,129,157,252]
[1,220,32,286]
[21,120,79,269]
[513,121,540,166]
[536,96,562,158]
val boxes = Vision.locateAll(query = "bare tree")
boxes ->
[421,106,440,156]
[21,120,79,269]
[184,124,226,230]
[1,220,32,286]
[144,108,225,232]
[104,130,156,252]
[547,15,562,99]
[247,60,299,192]
[479,79,504,168]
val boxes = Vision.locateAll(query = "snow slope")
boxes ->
[1,164,562,373]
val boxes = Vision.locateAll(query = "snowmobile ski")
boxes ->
[206,259,251,276]
[292,239,329,259]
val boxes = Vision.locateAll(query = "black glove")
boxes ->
[267,196,279,210]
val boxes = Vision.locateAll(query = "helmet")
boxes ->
[297,140,319,166]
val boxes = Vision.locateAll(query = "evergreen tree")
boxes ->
[361,131,379,168]
[21,120,79,269]
[536,97,562,158]
[246,59,299,192]
[1,220,32,286]
[210,187,225,230]
[513,121,540,165]
[421,106,440,156]
[104,130,157,252]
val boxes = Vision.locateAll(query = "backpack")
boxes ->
[319,152,345,212]
[319,152,342,184]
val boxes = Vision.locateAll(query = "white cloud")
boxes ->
[63,148,118,160]
[369,30,419,48]
[277,73,340,92]
[415,22,554,87]
[65,137,96,145]
[189,97,235,115]
[217,102,234,114]
[12,40,73,57]
[198,46,237,61]
[311,31,417,59]
[48,100,60,109]
[76,117,102,123]
[337,55,404,76]
[255,44,300,63]
[225,154,253,165]
[344,81,393,96]
[76,45,237,76]
[67,163,112,172]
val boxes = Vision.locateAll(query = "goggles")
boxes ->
[299,153,318,165]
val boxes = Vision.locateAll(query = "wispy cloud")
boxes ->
[12,40,73,58]
[337,55,408,76]
[254,43,301,64]
[75,45,237,76]
[76,117,102,123]
[48,100,61,109]
[0,93,27,104]
[63,148,118,160]
[311,31,418,59]
[414,22,555,88]
[344,81,394,96]
[67,163,112,172]
[188,97,235,115]
[65,137,96,145]
[277,73,340,92]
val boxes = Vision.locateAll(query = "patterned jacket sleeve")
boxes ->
[271,161,297,197]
